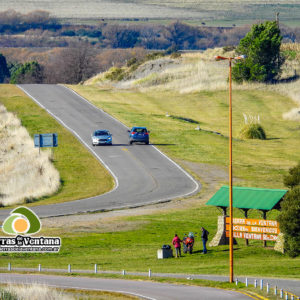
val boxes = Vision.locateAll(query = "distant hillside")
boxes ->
[87,45,300,121]
[1,0,300,27]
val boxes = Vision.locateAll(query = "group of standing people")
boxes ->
[172,227,209,258]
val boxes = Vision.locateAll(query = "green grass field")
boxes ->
[1,84,299,279]
[2,206,299,279]
[0,85,114,206]
[70,86,300,189]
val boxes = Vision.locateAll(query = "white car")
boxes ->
[92,130,112,146]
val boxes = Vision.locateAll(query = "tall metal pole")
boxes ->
[229,58,234,283]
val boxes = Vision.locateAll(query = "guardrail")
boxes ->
[2,264,299,299]
[235,277,299,300]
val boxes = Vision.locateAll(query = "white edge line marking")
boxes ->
[1,277,156,300]
[64,85,200,199]
[17,85,119,196]
[47,285,157,300]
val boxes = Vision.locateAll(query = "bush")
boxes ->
[278,186,300,257]
[127,57,138,67]
[0,288,17,300]
[283,162,300,189]
[223,45,236,52]
[240,123,266,140]
[10,61,44,84]
[170,52,181,59]
[104,67,125,81]
[0,53,9,83]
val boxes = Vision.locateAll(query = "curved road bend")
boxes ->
[0,84,199,220]
[0,274,252,300]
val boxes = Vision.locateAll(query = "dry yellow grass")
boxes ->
[281,43,300,53]
[0,105,60,206]
[92,47,300,122]
[4,284,74,300]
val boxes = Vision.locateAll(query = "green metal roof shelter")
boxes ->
[206,186,287,211]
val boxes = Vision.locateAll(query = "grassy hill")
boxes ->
[79,46,300,189]
[1,0,300,26]
[1,47,300,280]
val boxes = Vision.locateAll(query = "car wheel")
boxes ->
[130,141,133,145]
[145,141,149,145]
[92,144,95,147]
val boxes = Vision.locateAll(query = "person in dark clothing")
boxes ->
[201,227,209,254]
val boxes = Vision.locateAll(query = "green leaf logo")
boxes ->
[2,206,41,235]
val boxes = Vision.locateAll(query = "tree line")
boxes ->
[0,44,148,84]
[0,10,299,50]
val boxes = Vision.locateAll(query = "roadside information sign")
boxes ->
[34,133,58,148]
[225,217,280,241]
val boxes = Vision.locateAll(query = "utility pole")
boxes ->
[275,12,279,27]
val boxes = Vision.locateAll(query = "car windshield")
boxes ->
[133,128,147,133]
[94,131,109,136]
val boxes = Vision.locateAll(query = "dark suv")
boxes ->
[128,127,149,145]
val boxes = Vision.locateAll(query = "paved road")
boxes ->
[0,273,252,300]
[0,84,199,220]
[3,267,299,297]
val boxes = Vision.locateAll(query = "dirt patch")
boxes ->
[43,161,227,230]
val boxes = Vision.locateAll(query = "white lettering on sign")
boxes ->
[226,217,279,228]
[226,231,278,241]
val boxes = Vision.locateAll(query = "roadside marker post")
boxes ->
[148,269,152,278]
[280,289,283,298]
[275,286,277,296]
[38,264,41,272]
[8,263,11,271]
[245,278,248,287]
[94,264,97,274]
[235,278,238,285]
[267,283,270,293]
[68,264,71,273]
[122,270,125,276]
[260,279,263,290]
[254,279,257,288]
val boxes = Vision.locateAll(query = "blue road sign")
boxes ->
[34,133,58,148]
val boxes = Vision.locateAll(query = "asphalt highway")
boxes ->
[0,84,199,220]
[0,274,252,300]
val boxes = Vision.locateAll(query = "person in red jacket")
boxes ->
[172,234,182,258]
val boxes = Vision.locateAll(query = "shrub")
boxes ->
[0,288,17,300]
[278,186,300,257]
[10,61,44,84]
[283,162,300,190]
[0,53,9,83]
[127,57,138,67]
[223,45,236,52]
[104,67,125,81]
[170,52,181,59]
[240,123,266,140]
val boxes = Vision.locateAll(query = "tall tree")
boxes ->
[44,42,98,84]
[232,21,283,83]
[0,53,9,83]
